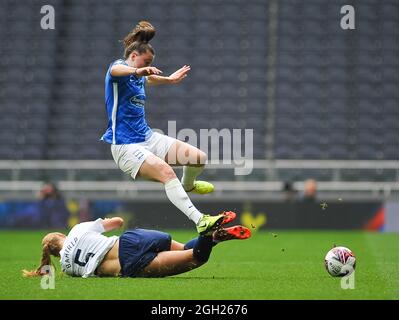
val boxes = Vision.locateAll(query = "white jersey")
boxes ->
[60,218,118,278]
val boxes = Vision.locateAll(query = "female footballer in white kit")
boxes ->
[22,216,251,278]
[101,21,224,235]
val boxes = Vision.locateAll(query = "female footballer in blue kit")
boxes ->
[22,216,251,278]
[101,21,224,235]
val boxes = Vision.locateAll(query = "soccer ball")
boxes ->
[324,246,356,277]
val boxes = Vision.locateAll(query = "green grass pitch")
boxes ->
[0,229,398,300]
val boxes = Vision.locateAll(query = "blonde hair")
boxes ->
[22,232,66,277]
[123,21,155,59]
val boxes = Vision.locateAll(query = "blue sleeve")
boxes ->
[108,59,130,83]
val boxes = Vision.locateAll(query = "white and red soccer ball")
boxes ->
[324,246,356,277]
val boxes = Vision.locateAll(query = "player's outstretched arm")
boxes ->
[110,64,162,77]
[147,65,191,86]
[101,217,124,232]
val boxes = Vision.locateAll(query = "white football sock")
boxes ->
[181,165,204,191]
[164,178,203,224]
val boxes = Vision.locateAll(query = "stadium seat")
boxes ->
[0,0,397,166]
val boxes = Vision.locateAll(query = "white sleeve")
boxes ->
[87,218,106,233]
[70,219,105,236]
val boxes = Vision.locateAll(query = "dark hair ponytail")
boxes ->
[123,21,155,59]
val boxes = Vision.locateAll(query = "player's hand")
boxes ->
[168,65,191,83]
[136,66,162,77]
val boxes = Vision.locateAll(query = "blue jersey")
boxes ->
[101,59,152,144]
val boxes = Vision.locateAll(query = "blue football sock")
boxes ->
[184,237,218,250]
[192,235,214,262]
[184,238,198,250]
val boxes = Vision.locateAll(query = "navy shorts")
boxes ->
[118,229,172,277]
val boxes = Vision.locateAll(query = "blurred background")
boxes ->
[0,0,398,231]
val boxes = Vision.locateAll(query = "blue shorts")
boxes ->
[118,229,172,277]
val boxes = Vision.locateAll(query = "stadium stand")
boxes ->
[0,0,398,192]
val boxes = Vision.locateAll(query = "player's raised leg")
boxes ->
[138,154,223,234]
[165,140,214,194]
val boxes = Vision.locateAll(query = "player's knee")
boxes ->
[197,151,207,165]
[159,164,177,183]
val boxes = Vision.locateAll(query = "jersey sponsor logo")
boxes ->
[129,95,145,107]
